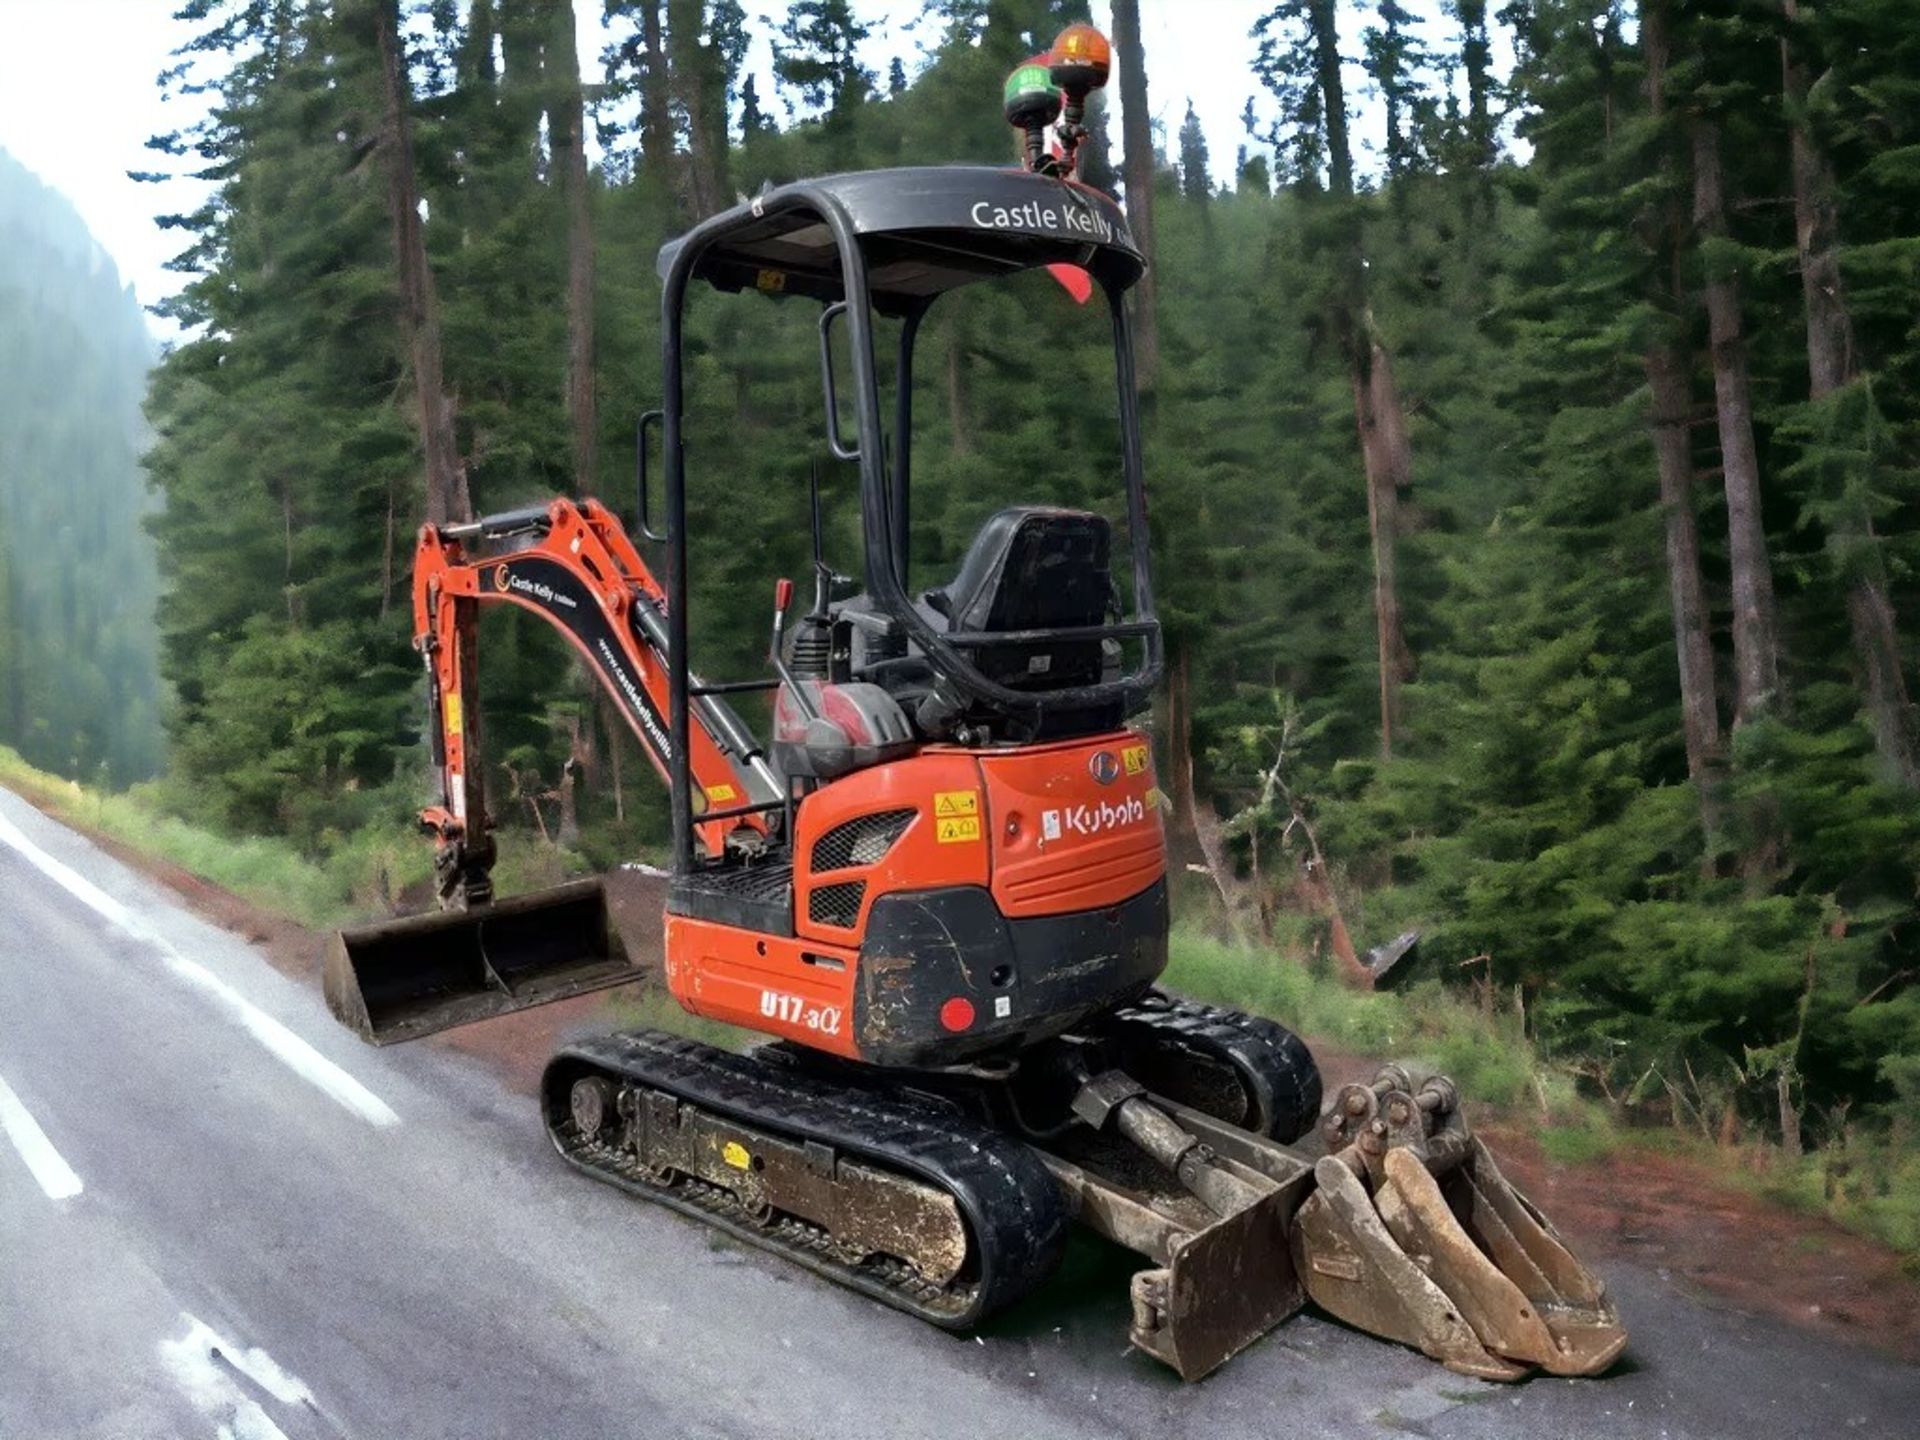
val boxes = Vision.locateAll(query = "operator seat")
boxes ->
[853,505,1125,741]
[925,506,1114,690]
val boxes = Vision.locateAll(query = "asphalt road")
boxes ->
[2,786,1916,1440]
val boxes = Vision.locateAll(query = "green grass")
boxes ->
[1747,1147,1920,1260]
[0,746,370,927]
[1163,926,1581,1115]
[0,744,602,931]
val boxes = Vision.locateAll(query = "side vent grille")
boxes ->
[811,808,915,873]
[808,881,867,930]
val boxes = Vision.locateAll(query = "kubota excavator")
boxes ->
[323,25,1625,1382]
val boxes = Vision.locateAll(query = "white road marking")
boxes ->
[159,1313,317,1440]
[0,807,399,1128]
[0,1066,83,1200]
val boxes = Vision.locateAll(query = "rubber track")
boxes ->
[1100,994,1324,1144]
[542,1030,1069,1329]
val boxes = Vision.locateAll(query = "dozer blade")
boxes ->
[1038,1090,1316,1382]
[323,878,639,1045]
[1294,1071,1626,1380]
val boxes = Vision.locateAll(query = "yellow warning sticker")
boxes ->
[1122,743,1149,776]
[933,790,979,818]
[755,268,787,293]
[936,816,982,844]
[444,692,462,737]
[706,783,738,804]
[721,1141,752,1170]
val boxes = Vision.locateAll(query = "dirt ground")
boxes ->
[44,806,1920,1368]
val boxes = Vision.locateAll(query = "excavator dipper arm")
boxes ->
[323,497,786,1046]
[413,497,783,904]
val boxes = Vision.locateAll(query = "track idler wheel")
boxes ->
[1293,1068,1627,1379]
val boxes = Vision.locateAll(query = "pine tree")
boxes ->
[669,0,732,218]
[1448,0,1495,173]
[1680,3,1784,726]
[1777,0,1919,786]
[739,72,771,138]
[1364,1,1430,182]
[372,0,470,525]
[1641,0,1723,796]
[542,0,599,490]
[771,1,871,120]
[1111,0,1159,389]
[1177,101,1211,201]
[1255,0,1415,756]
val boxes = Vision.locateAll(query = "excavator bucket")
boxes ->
[1044,1063,1624,1382]
[1292,1068,1627,1379]
[323,879,639,1045]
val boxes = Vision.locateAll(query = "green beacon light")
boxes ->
[1003,60,1063,174]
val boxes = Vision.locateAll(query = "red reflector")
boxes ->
[939,996,976,1032]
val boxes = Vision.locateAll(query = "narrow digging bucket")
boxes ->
[323,878,639,1045]
[1293,1070,1627,1380]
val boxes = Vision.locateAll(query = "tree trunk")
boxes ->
[374,0,470,525]
[1781,0,1920,785]
[638,0,675,198]
[499,0,548,176]
[1642,0,1722,797]
[604,698,626,824]
[1456,0,1493,169]
[945,316,970,455]
[1449,0,1495,234]
[1162,644,1240,924]
[1646,344,1722,782]
[1353,333,1413,757]
[1691,117,1781,725]
[1165,643,1200,840]
[546,0,598,492]
[668,0,728,219]
[1305,0,1409,757]
[1309,0,1353,201]
[1110,0,1157,390]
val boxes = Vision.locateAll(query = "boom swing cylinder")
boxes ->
[321,21,1624,1385]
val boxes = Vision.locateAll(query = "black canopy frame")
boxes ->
[657,166,1163,872]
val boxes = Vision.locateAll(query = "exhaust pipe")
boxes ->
[324,879,639,1045]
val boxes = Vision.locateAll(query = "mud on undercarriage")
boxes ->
[542,997,1624,1382]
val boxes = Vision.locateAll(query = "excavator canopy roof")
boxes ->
[657,165,1144,315]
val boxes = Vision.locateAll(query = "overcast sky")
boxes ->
[0,1,1474,341]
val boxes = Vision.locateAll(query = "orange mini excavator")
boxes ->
[324,26,1625,1383]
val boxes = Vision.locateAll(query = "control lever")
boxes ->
[768,578,820,723]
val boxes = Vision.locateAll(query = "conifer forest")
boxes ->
[10,0,1920,1205]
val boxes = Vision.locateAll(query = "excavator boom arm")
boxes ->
[412,497,780,901]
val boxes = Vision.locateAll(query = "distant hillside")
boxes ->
[0,148,162,785]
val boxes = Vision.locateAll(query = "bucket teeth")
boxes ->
[1293,1076,1626,1380]
[1295,1155,1531,1381]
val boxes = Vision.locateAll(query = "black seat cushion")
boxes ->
[926,506,1113,693]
